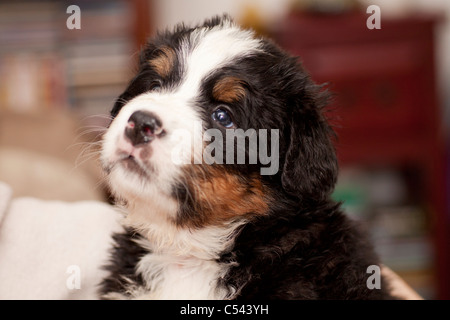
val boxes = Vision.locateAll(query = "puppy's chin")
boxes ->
[106,164,179,222]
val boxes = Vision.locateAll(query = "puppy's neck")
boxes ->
[123,200,245,260]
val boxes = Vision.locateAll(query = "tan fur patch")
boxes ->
[179,165,270,228]
[149,46,176,78]
[212,77,246,103]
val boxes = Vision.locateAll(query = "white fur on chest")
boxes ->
[119,211,244,300]
[134,253,231,300]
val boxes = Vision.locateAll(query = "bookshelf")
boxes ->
[0,0,151,122]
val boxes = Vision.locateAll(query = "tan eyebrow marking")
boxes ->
[212,76,246,103]
[148,46,176,78]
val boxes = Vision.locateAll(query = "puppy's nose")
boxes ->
[125,111,163,146]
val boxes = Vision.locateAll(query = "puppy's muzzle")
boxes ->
[125,111,164,146]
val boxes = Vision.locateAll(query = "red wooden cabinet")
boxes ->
[275,12,448,299]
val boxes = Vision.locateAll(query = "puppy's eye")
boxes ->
[212,108,234,128]
[149,81,161,91]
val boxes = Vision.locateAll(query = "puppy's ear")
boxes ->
[281,93,338,203]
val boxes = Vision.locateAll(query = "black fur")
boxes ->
[101,15,396,300]
[99,229,147,295]
[219,199,391,299]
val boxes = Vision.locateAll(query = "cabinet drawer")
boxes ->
[326,72,425,134]
[293,41,429,135]
[298,40,425,80]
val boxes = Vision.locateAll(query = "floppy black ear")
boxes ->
[281,99,338,203]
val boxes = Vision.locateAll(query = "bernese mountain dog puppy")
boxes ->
[99,15,395,299]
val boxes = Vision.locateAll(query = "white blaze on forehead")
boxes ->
[177,24,262,98]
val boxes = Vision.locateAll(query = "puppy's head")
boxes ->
[101,16,337,229]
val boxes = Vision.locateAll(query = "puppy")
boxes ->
[99,15,395,299]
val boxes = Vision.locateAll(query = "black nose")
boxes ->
[125,111,163,146]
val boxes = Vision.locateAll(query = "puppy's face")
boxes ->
[101,17,337,229]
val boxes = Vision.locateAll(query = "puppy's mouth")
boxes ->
[111,143,155,177]
[120,155,151,177]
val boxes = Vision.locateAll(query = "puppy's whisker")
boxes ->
[92,172,109,193]
[71,142,102,171]
[79,114,113,128]
[72,126,107,142]
[116,97,129,105]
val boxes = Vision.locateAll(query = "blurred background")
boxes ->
[0,0,448,299]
